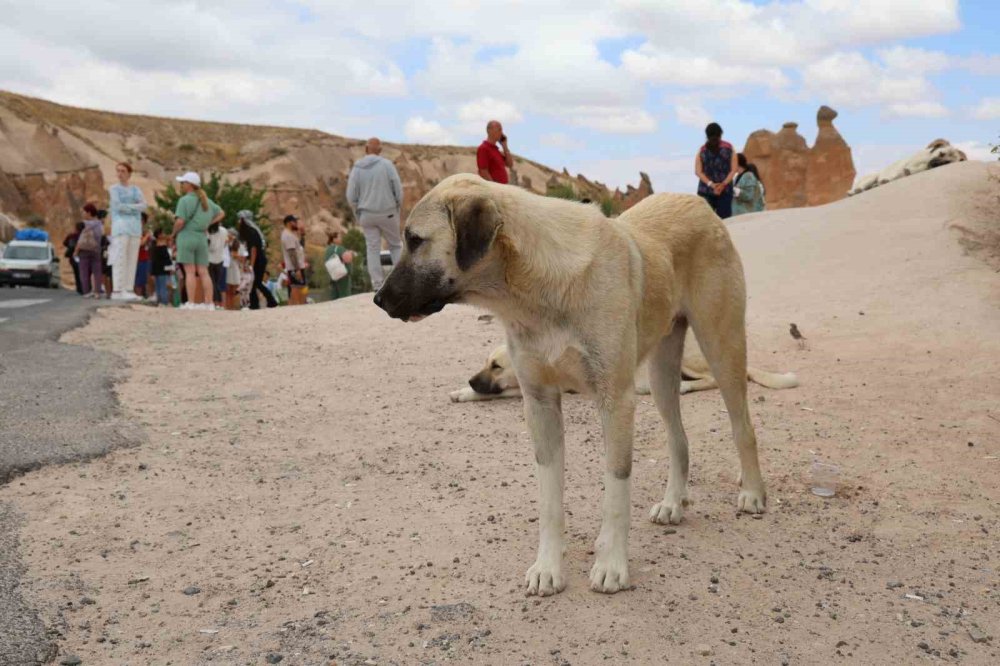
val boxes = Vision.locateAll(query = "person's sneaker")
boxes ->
[110,291,128,301]
[122,292,141,301]
[199,303,214,311]
[179,302,197,310]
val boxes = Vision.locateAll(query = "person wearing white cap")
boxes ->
[108,162,147,301]
[171,171,224,310]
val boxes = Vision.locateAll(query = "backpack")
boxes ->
[77,225,99,253]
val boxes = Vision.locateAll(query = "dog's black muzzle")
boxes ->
[373,264,454,322]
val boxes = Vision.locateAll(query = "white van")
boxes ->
[0,240,61,288]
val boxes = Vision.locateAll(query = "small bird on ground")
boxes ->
[789,323,806,349]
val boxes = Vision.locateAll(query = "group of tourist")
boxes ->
[62,118,761,310]
[65,166,284,310]
[694,122,766,219]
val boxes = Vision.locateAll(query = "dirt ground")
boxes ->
[2,161,999,666]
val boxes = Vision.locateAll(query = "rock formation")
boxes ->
[743,106,855,210]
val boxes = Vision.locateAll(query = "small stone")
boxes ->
[138,463,148,470]
[918,641,930,651]
[968,626,989,644]
[774,616,785,624]
[886,581,903,589]
[710,575,719,584]
[967,441,974,447]
[182,586,201,596]
[664,528,677,535]
[266,654,284,664]
[695,644,713,656]
[80,596,96,606]
[836,640,848,648]
[60,657,82,666]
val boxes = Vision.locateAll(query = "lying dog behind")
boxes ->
[375,173,768,596]
[450,333,798,402]
[850,138,967,195]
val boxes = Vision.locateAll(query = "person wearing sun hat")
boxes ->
[171,171,224,310]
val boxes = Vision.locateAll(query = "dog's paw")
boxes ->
[449,389,462,403]
[589,555,630,594]
[525,557,566,597]
[737,486,767,514]
[649,494,689,525]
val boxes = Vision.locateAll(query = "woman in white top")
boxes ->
[108,162,147,300]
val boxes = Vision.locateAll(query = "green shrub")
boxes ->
[178,143,196,152]
[154,172,271,237]
[342,227,372,293]
[545,182,578,200]
[600,196,622,217]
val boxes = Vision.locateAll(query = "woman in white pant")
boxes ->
[108,162,147,301]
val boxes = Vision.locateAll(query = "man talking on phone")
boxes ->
[477,120,513,184]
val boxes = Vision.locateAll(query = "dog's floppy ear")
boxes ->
[450,195,503,271]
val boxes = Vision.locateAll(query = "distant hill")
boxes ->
[0,91,652,262]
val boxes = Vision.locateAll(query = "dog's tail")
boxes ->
[747,367,799,390]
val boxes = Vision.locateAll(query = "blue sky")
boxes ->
[0,0,996,193]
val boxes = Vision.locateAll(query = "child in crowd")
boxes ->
[150,229,173,306]
[225,231,242,310]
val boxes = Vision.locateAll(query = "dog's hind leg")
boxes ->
[688,294,767,514]
[648,320,691,525]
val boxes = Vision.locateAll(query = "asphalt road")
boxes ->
[0,286,141,665]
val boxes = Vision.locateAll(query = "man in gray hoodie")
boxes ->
[347,137,404,290]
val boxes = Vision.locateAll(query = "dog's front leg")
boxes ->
[590,388,635,594]
[522,384,566,596]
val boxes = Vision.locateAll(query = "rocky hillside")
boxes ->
[0,91,651,260]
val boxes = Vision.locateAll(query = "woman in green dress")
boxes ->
[732,153,766,216]
[324,230,354,300]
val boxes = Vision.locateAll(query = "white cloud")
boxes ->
[415,37,651,135]
[970,98,1000,121]
[674,102,712,129]
[619,0,960,67]
[403,117,456,145]
[884,101,949,118]
[622,46,790,89]
[455,97,523,136]
[564,107,657,134]
[539,133,585,151]
[800,51,944,111]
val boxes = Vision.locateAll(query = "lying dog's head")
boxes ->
[924,139,967,170]
[374,174,506,322]
[468,345,518,395]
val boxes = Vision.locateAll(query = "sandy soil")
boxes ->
[2,161,999,666]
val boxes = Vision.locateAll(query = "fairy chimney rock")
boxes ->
[806,106,856,206]
[743,106,855,210]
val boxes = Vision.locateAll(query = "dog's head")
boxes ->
[468,345,518,395]
[374,174,506,322]
[924,139,967,170]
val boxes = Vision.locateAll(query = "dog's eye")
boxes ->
[406,232,424,253]
[490,362,501,370]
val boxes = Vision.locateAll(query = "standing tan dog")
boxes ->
[375,174,766,596]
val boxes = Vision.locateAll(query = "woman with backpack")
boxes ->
[63,223,84,294]
[74,204,104,298]
[732,153,766,216]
